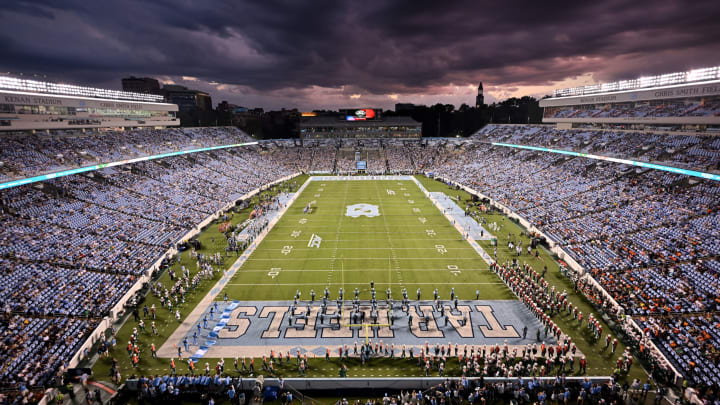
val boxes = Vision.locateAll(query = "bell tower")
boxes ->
[475,82,484,108]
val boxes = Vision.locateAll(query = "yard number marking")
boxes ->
[307,234,322,248]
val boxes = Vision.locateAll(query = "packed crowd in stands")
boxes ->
[123,375,642,405]
[385,142,416,173]
[0,127,253,181]
[2,123,720,399]
[0,315,94,393]
[481,124,720,171]
[427,126,720,391]
[0,128,294,396]
[545,98,720,120]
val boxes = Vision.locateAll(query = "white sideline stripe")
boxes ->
[253,247,476,250]
[265,237,462,240]
[270,229,461,232]
[226,282,505,286]
[411,177,496,267]
[269,230,463,234]
[284,204,430,207]
[244,257,484,260]
[275,225,452,227]
[235,268,491,272]
[277,224,452,227]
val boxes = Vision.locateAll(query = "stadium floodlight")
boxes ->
[687,67,718,82]
[553,66,720,98]
[0,75,166,102]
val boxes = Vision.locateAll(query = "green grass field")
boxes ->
[219,178,512,301]
[90,174,647,386]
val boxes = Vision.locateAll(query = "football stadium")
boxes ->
[2,3,720,405]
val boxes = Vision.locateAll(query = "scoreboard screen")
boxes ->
[342,108,378,121]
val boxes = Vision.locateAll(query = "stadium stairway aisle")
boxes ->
[60,380,116,404]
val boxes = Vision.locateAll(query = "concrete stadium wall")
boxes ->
[122,376,614,392]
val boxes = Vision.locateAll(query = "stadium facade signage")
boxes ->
[98,101,144,109]
[0,90,176,111]
[654,84,720,98]
[579,95,617,103]
[3,94,62,105]
[540,80,720,107]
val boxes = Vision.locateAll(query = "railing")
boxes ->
[284,381,321,405]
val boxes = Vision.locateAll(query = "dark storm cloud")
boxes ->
[0,0,719,108]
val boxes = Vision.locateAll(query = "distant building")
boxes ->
[218,100,260,127]
[395,103,415,114]
[475,82,484,108]
[121,76,161,95]
[216,100,241,113]
[300,114,421,139]
[162,85,212,112]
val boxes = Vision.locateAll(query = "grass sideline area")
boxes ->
[90,174,647,385]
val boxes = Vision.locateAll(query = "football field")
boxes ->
[94,174,646,381]
[220,178,513,301]
[158,176,541,359]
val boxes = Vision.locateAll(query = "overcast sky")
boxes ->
[1,0,719,110]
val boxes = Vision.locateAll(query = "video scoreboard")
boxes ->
[341,108,380,121]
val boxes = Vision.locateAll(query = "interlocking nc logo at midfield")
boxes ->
[345,203,380,218]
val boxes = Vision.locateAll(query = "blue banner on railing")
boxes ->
[491,142,720,182]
